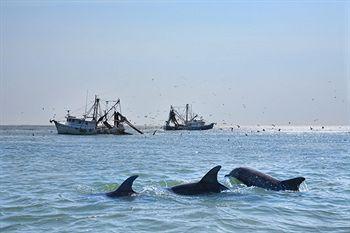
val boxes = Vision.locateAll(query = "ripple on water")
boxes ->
[1,127,350,232]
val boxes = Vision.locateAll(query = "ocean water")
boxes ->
[0,125,349,232]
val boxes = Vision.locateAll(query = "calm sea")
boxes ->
[0,125,349,232]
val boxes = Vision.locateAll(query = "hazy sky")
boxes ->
[0,1,349,125]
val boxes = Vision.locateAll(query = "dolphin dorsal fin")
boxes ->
[280,177,305,191]
[109,175,138,197]
[199,166,221,184]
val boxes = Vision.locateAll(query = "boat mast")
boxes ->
[105,101,109,120]
[185,104,189,123]
[84,90,89,119]
[92,95,100,121]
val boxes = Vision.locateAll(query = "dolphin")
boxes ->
[225,167,305,191]
[170,166,228,195]
[106,175,139,197]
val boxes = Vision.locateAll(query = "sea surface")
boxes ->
[0,125,349,232]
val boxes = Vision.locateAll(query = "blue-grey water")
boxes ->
[0,126,349,232]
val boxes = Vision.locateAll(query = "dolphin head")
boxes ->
[225,168,241,178]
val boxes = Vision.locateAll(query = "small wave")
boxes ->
[75,185,96,194]
[140,185,168,196]
[299,181,309,192]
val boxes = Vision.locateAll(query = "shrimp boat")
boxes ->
[50,95,143,135]
[164,104,214,130]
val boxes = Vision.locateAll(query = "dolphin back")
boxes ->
[106,175,138,197]
[199,165,221,184]
[199,165,229,191]
[279,177,305,191]
[171,165,228,195]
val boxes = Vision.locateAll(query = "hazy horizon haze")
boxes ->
[1,1,349,126]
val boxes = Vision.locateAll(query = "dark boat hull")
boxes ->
[164,123,214,131]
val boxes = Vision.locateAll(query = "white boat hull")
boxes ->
[53,120,97,135]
